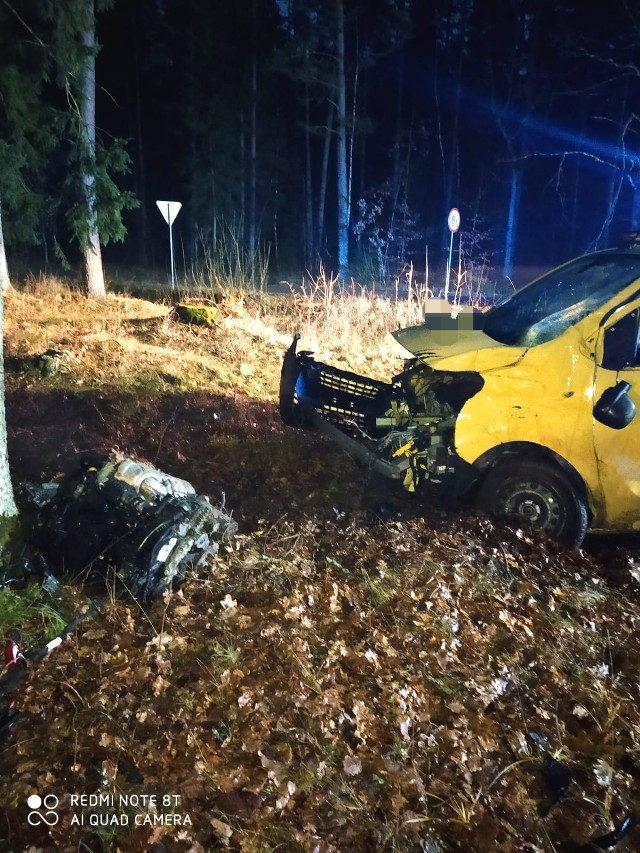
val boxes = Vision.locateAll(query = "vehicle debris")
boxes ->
[0,600,102,742]
[539,752,574,815]
[3,638,24,669]
[574,813,635,851]
[27,454,237,602]
[0,456,237,742]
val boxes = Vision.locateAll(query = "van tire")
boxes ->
[476,460,588,547]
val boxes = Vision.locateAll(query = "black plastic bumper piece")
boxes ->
[279,336,393,433]
[279,336,403,480]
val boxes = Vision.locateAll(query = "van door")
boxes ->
[592,302,640,530]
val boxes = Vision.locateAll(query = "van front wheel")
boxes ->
[476,460,588,547]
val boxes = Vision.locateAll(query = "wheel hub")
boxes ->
[506,481,561,531]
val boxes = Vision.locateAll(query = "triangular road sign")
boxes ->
[156,200,182,226]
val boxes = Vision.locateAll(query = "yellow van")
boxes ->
[280,248,640,546]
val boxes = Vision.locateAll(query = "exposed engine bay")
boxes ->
[280,335,484,496]
[26,455,238,602]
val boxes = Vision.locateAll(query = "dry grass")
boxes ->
[6,281,281,398]
[279,266,424,377]
[5,272,421,397]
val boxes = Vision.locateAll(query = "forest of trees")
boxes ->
[2,0,640,290]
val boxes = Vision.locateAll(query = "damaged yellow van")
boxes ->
[280,247,640,546]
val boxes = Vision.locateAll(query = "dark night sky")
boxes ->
[14,0,640,286]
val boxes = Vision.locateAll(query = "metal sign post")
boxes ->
[445,207,460,302]
[156,200,182,291]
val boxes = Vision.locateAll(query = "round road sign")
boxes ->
[447,207,461,233]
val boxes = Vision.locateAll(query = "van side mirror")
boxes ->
[593,381,636,429]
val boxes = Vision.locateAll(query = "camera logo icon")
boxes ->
[27,793,59,826]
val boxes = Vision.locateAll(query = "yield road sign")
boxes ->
[156,200,182,226]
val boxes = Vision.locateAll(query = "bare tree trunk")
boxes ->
[248,2,258,282]
[570,160,581,256]
[240,111,246,241]
[336,0,349,279]
[595,174,623,250]
[303,71,314,269]
[443,75,462,239]
[631,185,640,232]
[347,56,358,235]
[503,164,522,281]
[0,199,11,294]
[248,57,258,280]
[249,58,257,256]
[0,277,17,518]
[80,0,106,299]
[132,23,149,267]
[210,157,217,251]
[316,102,333,262]
[400,119,413,268]
[385,56,404,276]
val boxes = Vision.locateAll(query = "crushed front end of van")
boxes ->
[280,249,640,547]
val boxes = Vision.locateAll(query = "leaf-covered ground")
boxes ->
[1,284,640,852]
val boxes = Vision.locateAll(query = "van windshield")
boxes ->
[483,254,640,347]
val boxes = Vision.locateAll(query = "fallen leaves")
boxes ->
[3,513,640,851]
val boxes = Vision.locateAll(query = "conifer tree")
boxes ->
[49,0,136,298]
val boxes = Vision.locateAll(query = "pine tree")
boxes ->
[0,0,55,518]
[48,0,136,298]
[0,0,54,290]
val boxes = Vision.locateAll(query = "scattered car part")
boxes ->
[529,732,635,849]
[28,455,237,602]
[539,752,574,815]
[574,813,635,851]
[0,456,237,744]
[3,639,24,669]
[280,248,640,546]
[0,600,102,741]
[29,601,102,663]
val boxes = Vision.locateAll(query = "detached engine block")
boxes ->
[30,456,237,602]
